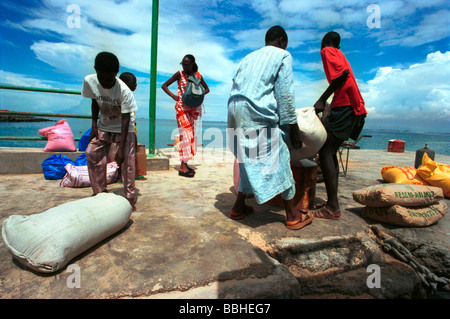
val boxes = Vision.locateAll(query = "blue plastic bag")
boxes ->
[74,153,87,166]
[78,128,92,151]
[42,154,74,180]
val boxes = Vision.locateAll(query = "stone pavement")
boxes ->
[0,147,449,299]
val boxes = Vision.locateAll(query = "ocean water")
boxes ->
[1,118,449,156]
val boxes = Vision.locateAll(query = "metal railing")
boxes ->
[0,110,90,142]
[0,85,82,95]
[0,85,87,142]
[1,0,159,155]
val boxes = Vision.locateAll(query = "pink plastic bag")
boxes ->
[60,162,119,188]
[38,119,76,152]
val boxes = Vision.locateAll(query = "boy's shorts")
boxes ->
[323,105,366,141]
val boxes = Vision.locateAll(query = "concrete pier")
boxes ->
[0,147,449,299]
[0,147,169,174]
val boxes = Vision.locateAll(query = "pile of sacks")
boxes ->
[40,124,119,187]
[353,183,447,227]
[381,153,450,198]
[42,151,119,188]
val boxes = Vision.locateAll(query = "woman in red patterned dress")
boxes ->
[162,54,210,177]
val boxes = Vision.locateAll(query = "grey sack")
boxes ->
[182,75,205,107]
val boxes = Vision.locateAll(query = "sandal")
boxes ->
[311,205,341,219]
[179,169,195,178]
[285,212,314,230]
[186,164,196,173]
[312,202,326,209]
[230,205,254,220]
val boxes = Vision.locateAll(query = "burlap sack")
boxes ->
[353,183,444,207]
[361,202,447,227]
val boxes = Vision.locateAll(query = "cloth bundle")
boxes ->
[60,162,119,188]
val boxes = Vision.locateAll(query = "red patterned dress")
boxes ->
[176,70,203,162]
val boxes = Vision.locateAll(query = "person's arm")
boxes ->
[161,72,181,101]
[314,69,349,113]
[114,112,131,165]
[274,53,303,149]
[200,76,210,95]
[289,123,302,149]
[89,99,100,141]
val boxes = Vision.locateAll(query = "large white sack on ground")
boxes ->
[2,193,132,273]
[286,107,327,160]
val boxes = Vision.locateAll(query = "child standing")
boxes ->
[82,52,138,211]
[313,32,367,219]
[119,72,143,180]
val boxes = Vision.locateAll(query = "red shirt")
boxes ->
[321,47,367,116]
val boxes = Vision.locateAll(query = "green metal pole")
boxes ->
[148,0,159,156]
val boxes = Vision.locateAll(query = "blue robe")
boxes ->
[227,45,298,204]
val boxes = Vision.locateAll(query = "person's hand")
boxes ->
[314,99,326,114]
[171,93,178,102]
[89,126,98,141]
[289,124,303,149]
[114,148,125,166]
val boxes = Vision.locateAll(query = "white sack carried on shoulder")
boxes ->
[2,193,132,273]
[286,107,327,160]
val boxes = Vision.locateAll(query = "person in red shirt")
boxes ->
[313,31,367,219]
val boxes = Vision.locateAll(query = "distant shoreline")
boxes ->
[0,115,52,122]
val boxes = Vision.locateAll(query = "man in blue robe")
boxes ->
[227,26,314,230]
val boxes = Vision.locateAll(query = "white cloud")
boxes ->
[1,0,448,129]
[369,6,449,47]
[232,28,266,51]
[0,70,86,113]
[0,70,53,88]
[397,10,450,47]
[296,62,323,71]
[30,41,96,76]
[14,0,238,84]
[253,0,449,48]
[2,0,241,122]
[363,51,450,123]
[293,77,328,109]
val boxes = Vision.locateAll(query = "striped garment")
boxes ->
[176,70,203,162]
[86,130,136,203]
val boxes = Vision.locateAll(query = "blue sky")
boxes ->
[0,0,449,132]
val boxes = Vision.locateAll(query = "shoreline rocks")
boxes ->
[0,114,53,122]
